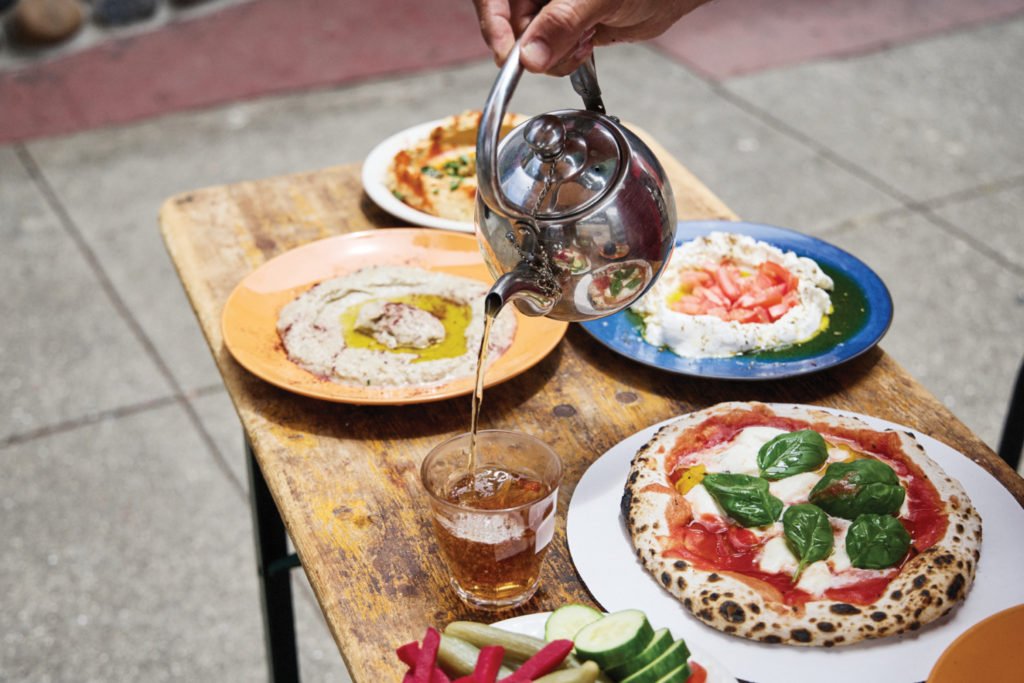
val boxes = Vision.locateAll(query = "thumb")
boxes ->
[519,0,613,73]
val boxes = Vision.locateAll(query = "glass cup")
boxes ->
[421,430,563,610]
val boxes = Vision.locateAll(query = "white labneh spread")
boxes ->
[631,231,834,357]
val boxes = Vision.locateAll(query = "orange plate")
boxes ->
[221,228,568,405]
[927,604,1024,683]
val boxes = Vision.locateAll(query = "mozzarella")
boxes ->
[685,483,726,518]
[898,482,911,517]
[758,536,798,574]
[705,426,788,475]
[825,444,850,463]
[768,471,820,505]
[829,521,853,572]
[796,561,833,596]
[747,521,784,541]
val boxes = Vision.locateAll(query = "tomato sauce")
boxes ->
[663,406,948,606]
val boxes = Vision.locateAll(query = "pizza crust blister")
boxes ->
[622,402,982,647]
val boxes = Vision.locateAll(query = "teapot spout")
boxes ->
[485,266,558,317]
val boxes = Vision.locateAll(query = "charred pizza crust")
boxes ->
[622,402,982,647]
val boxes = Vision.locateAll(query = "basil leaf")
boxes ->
[702,473,783,528]
[808,459,906,520]
[757,430,829,480]
[845,514,911,569]
[782,504,834,580]
[609,278,623,296]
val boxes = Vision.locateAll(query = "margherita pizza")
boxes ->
[622,402,982,647]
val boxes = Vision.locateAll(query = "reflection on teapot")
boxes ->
[476,40,677,322]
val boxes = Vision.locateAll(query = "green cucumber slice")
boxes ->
[573,609,655,669]
[605,628,673,681]
[620,640,691,683]
[653,662,691,683]
[545,604,605,643]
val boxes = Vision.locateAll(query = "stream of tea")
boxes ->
[467,293,501,467]
[463,164,558,473]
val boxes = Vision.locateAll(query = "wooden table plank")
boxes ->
[160,150,1023,680]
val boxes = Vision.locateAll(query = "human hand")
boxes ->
[472,0,709,75]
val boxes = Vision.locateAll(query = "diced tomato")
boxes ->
[768,302,791,320]
[671,256,802,324]
[752,283,787,308]
[714,266,742,301]
[706,306,729,319]
[726,309,756,323]
[760,260,798,289]
[679,269,713,290]
[671,296,705,315]
[693,285,726,308]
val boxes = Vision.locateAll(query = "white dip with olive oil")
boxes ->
[277,266,517,386]
[631,232,834,358]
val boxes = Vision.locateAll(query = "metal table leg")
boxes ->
[247,436,301,683]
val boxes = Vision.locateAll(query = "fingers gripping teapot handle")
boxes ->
[477,40,607,220]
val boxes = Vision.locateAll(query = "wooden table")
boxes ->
[160,141,1024,682]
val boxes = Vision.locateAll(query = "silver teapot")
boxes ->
[476,41,677,321]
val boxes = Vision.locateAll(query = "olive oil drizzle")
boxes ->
[340,294,471,362]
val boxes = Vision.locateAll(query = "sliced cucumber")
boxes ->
[605,628,673,681]
[573,609,654,669]
[619,640,691,683]
[653,662,691,683]
[545,604,605,643]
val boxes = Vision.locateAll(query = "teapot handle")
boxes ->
[477,40,530,221]
[477,40,607,221]
[570,54,606,114]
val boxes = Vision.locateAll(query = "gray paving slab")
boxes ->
[292,572,354,683]
[189,388,351,681]
[600,46,903,233]
[723,17,1024,203]
[0,147,171,443]
[929,181,1024,274]
[827,210,1024,449]
[189,388,247,494]
[0,404,265,682]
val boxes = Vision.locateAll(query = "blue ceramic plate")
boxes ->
[579,220,893,380]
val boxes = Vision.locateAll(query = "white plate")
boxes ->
[493,612,738,683]
[567,404,1024,683]
[361,118,475,233]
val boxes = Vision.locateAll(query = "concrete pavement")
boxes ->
[2,8,1022,683]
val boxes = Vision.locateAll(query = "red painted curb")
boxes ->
[0,0,489,143]
[4,0,1023,143]
[654,0,1024,79]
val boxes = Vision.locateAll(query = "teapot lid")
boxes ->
[495,110,623,220]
